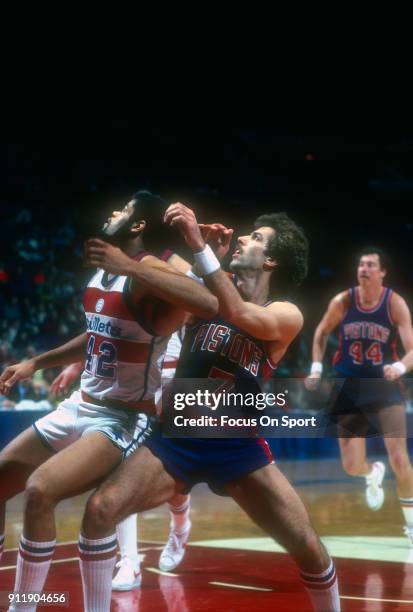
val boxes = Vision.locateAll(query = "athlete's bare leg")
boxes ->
[378,404,413,497]
[82,446,179,538]
[226,464,340,611]
[80,447,180,611]
[23,432,122,541]
[0,427,54,534]
[226,463,329,572]
[338,438,371,476]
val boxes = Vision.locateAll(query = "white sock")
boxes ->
[79,532,117,612]
[168,495,191,534]
[0,533,4,563]
[300,560,340,611]
[400,498,413,527]
[116,514,139,564]
[8,535,56,612]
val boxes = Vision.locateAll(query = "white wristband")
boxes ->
[392,361,406,375]
[186,268,205,285]
[310,362,323,375]
[193,244,220,276]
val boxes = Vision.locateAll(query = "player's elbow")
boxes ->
[198,295,219,319]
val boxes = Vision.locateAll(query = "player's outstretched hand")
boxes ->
[164,203,205,252]
[84,239,132,275]
[199,223,234,261]
[304,372,321,391]
[50,363,82,398]
[383,364,402,381]
[0,361,36,396]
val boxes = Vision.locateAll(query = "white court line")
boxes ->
[0,546,158,572]
[145,567,179,577]
[0,557,79,571]
[210,581,273,592]
[341,595,413,605]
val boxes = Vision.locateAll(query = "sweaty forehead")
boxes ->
[359,254,380,265]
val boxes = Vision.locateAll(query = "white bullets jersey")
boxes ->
[81,268,170,406]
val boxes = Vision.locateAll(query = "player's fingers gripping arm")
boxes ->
[0,334,87,395]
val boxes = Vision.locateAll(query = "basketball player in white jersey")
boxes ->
[52,330,192,591]
[0,191,216,611]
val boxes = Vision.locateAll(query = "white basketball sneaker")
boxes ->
[112,556,142,591]
[159,521,192,572]
[365,461,386,511]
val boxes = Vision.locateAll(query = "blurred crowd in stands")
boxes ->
[0,204,86,409]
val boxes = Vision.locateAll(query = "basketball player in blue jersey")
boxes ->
[79,204,341,612]
[0,192,217,612]
[305,247,413,544]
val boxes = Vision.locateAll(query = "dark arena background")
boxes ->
[2,127,413,611]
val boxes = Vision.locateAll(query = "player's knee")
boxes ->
[388,449,411,477]
[24,477,56,516]
[84,490,119,531]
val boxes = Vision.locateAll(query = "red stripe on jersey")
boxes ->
[333,330,343,366]
[83,287,135,321]
[390,336,399,362]
[88,334,151,363]
[261,361,274,379]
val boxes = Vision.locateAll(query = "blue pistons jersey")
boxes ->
[145,306,278,494]
[333,287,399,377]
[175,307,278,382]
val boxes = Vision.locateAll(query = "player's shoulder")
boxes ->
[388,289,410,317]
[267,301,303,331]
[331,290,351,310]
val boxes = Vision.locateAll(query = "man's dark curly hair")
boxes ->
[254,212,308,295]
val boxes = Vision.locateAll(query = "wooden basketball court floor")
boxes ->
[1,457,413,611]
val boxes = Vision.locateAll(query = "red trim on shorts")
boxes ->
[257,438,274,463]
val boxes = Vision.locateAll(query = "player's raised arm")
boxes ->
[164,203,303,344]
[84,239,218,323]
